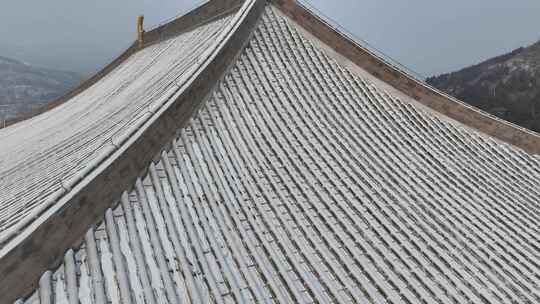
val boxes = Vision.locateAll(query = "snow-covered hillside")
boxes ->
[0,56,81,121]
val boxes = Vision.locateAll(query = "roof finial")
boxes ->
[137,15,145,49]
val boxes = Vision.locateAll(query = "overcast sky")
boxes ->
[1,0,539,77]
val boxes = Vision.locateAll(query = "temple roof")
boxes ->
[2,1,540,303]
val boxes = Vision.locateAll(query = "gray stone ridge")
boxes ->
[12,5,540,304]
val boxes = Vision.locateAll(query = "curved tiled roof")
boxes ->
[0,13,236,244]
[4,1,540,303]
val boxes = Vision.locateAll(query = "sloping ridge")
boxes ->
[3,0,540,303]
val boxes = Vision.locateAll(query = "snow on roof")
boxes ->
[4,1,540,303]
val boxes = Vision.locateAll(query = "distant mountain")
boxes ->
[0,56,82,121]
[427,41,540,132]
